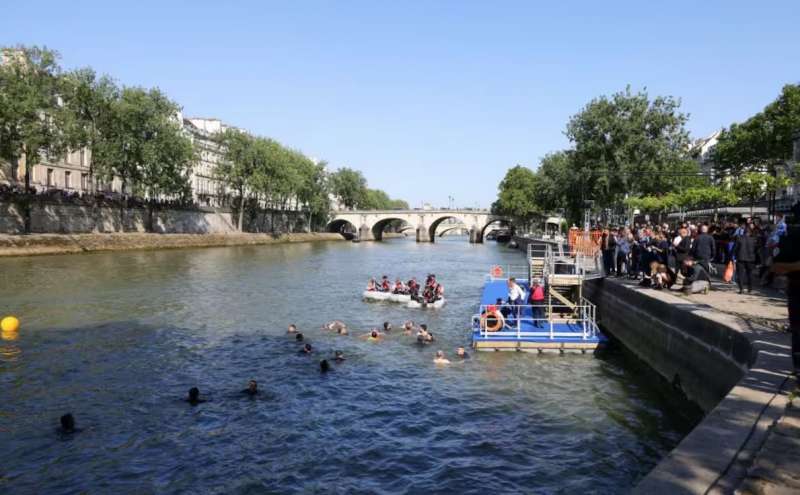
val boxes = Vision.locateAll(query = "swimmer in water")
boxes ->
[433,350,451,365]
[59,413,77,433]
[323,320,347,333]
[186,387,206,405]
[416,324,433,344]
[242,380,258,396]
[403,321,415,335]
[300,343,313,354]
[360,329,383,341]
[320,359,330,373]
[334,350,346,362]
[295,333,304,342]
[383,322,392,332]
[337,326,348,336]
[456,347,470,359]
[287,324,298,334]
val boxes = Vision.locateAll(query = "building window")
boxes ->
[64,171,71,189]
[46,168,54,187]
[79,149,86,167]
[81,173,89,191]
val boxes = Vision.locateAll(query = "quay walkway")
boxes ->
[596,277,795,494]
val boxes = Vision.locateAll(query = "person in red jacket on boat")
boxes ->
[529,278,546,328]
[380,275,391,292]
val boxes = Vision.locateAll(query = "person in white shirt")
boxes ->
[507,277,525,303]
[507,277,525,326]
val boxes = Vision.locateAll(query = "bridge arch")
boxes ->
[428,215,468,243]
[371,217,412,241]
[438,226,467,237]
[327,219,358,240]
[479,218,512,243]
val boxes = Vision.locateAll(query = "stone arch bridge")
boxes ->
[327,210,510,243]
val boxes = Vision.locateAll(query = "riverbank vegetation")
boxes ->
[495,84,800,226]
[0,45,407,233]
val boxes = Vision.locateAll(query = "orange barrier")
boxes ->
[568,228,601,256]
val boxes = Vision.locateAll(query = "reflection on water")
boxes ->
[0,237,702,493]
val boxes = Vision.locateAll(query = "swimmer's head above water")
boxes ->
[287,324,297,333]
[60,413,75,433]
[246,380,258,395]
[295,333,304,342]
[320,359,330,372]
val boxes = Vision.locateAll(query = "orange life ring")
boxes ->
[490,265,503,278]
[480,310,504,332]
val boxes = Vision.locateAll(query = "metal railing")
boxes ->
[527,242,588,280]
[472,298,599,341]
[485,265,530,282]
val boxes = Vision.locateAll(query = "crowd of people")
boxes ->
[598,214,789,295]
[366,274,445,304]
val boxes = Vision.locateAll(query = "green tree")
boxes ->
[733,172,768,217]
[0,46,73,231]
[495,165,540,231]
[387,198,409,209]
[714,84,800,175]
[216,128,259,231]
[61,67,119,193]
[92,86,195,230]
[296,159,331,231]
[330,167,367,209]
[565,86,697,211]
[532,151,573,215]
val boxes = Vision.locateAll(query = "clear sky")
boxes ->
[2,1,798,208]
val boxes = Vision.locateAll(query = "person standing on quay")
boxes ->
[601,229,617,276]
[692,224,716,273]
[772,216,800,372]
[733,224,757,294]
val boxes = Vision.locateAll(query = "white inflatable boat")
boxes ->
[406,298,446,309]
[363,290,391,301]
[389,293,412,303]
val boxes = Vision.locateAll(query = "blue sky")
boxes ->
[3,1,798,208]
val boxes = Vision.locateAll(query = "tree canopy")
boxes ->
[714,84,800,175]
[494,86,703,226]
[329,167,406,210]
[494,165,541,230]
[0,46,72,190]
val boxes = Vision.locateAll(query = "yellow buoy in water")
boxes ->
[1,316,20,333]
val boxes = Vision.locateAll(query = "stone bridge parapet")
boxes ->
[326,209,509,243]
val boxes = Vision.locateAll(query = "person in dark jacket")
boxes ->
[673,256,711,294]
[733,224,757,293]
[692,224,716,272]
[674,228,693,266]
[601,229,617,276]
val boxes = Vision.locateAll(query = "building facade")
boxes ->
[690,130,722,177]
[0,148,124,195]
[183,117,229,207]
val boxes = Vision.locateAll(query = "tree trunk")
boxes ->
[146,202,155,233]
[23,144,33,233]
[237,187,245,232]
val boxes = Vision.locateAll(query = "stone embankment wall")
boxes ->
[515,236,794,493]
[0,232,345,257]
[0,201,308,235]
[584,279,752,411]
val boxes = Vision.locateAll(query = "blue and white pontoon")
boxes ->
[471,242,606,353]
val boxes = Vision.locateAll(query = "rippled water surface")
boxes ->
[0,237,702,494]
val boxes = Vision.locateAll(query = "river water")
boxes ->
[0,237,701,494]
